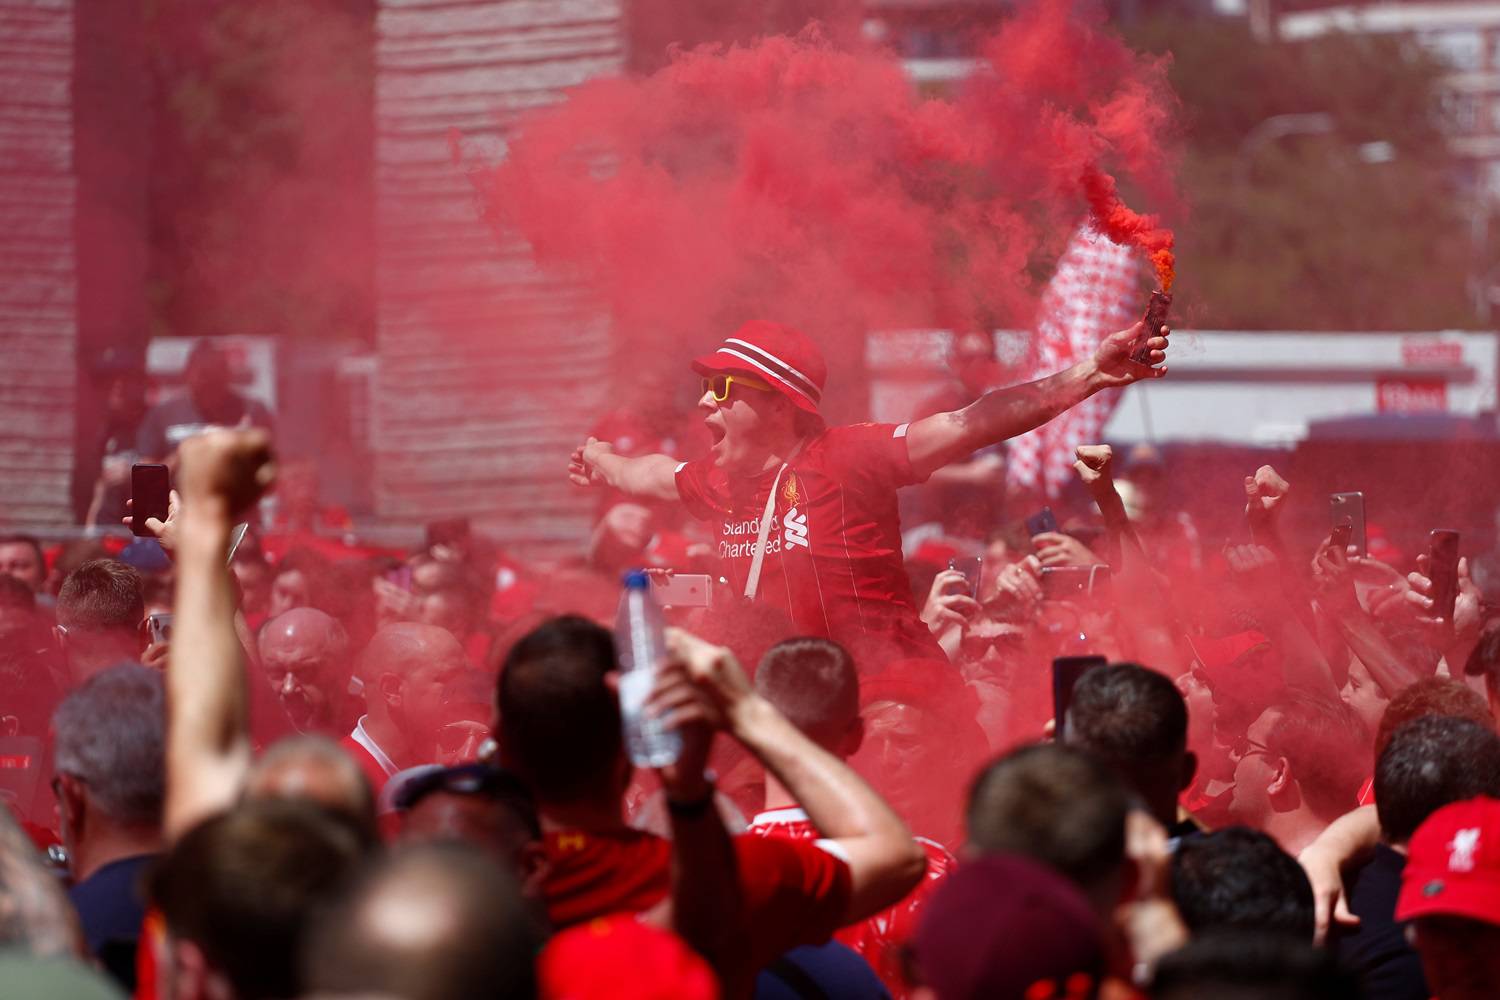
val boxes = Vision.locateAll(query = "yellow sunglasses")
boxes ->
[701,374,772,402]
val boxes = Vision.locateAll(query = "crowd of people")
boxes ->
[2,316,1500,1000]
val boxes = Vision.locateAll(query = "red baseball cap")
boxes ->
[1397,796,1500,926]
[911,853,1104,1000]
[691,320,827,416]
[538,916,718,1000]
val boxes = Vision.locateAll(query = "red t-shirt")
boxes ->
[541,827,852,969]
[675,423,939,658]
[748,807,953,1000]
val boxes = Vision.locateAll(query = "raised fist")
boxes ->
[1073,445,1114,487]
[176,429,276,517]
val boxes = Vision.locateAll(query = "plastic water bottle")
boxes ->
[615,570,682,767]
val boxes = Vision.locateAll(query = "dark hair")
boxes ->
[754,638,859,749]
[966,743,1128,889]
[304,843,544,1000]
[148,800,366,1000]
[1374,715,1500,844]
[395,763,541,840]
[497,616,622,804]
[1169,827,1315,941]
[1151,932,1361,1000]
[1463,625,1500,678]
[1067,662,1187,765]
[1374,678,1492,760]
[57,559,144,632]
[1264,693,1369,820]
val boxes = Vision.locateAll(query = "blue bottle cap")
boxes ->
[622,569,650,588]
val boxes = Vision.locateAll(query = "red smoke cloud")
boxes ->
[476,0,1179,365]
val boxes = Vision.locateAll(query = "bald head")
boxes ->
[247,735,377,846]
[362,624,480,767]
[304,844,543,1000]
[360,623,465,684]
[260,608,353,734]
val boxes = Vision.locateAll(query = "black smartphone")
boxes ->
[1026,507,1059,538]
[1430,529,1461,624]
[1330,492,1366,558]
[1041,565,1092,599]
[948,556,982,599]
[1053,655,1107,740]
[1329,523,1353,551]
[130,463,170,537]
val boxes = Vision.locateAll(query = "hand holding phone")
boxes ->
[1026,507,1059,540]
[130,464,171,537]
[1429,530,1460,624]
[1329,492,1366,558]
[948,557,982,600]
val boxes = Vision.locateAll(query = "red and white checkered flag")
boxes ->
[1006,226,1143,497]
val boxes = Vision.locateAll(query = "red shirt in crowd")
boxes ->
[541,826,852,970]
[674,423,940,658]
[747,806,955,999]
[339,717,399,796]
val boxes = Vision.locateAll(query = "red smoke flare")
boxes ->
[475,1,1180,368]
[1082,166,1176,291]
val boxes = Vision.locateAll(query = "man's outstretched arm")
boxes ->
[164,429,276,841]
[568,437,681,502]
[904,322,1168,480]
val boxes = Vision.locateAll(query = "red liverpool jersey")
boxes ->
[541,827,852,970]
[675,422,940,658]
[748,806,955,1000]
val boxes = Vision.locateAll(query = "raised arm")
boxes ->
[1073,445,1185,673]
[904,322,1168,480]
[662,628,925,926]
[568,437,681,502]
[164,430,276,841]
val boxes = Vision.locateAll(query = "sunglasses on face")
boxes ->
[960,631,1026,659]
[701,374,771,402]
[1228,733,1275,763]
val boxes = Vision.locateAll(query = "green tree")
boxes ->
[1127,17,1482,330]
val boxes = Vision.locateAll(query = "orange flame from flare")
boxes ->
[1081,166,1175,292]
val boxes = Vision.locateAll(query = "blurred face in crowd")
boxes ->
[0,543,44,592]
[698,371,791,473]
[1228,706,1283,826]
[853,698,963,842]
[269,569,311,620]
[1411,916,1500,1000]
[231,556,271,617]
[1177,668,1233,782]
[260,610,351,734]
[185,347,234,413]
[393,640,478,754]
[1342,657,1389,736]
